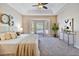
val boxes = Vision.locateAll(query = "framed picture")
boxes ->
[64,18,72,31]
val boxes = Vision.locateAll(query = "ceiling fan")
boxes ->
[32,3,48,9]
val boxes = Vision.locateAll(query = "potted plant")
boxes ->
[52,23,59,37]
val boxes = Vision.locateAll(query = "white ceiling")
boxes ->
[8,3,66,16]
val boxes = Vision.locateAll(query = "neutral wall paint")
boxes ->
[0,3,22,32]
[22,16,57,35]
[57,3,79,32]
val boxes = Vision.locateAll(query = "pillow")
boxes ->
[10,32,17,39]
[16,32,21,36]
[5,32,11,40]
[0,33,5,40]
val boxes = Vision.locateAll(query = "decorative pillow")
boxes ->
[0,33,5,40]
[10,32,17,39]
[5,32,11,40]
[16,32,21,36]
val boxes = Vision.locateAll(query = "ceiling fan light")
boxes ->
[38,5,43,9]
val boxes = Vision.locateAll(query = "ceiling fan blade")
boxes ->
[43,6,48,9]
[38,3,41,5]
[32,5,38,6]
[41,3,48,5]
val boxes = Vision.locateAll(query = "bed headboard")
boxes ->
[0,24,19,33]
[0,24,10,33]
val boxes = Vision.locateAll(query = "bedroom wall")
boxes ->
[57,3,79,32]
[0,3,22,32]
[22,16,57,35]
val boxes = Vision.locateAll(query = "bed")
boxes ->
[0,34,40,56]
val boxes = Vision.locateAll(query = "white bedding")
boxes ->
[0,34,38,44]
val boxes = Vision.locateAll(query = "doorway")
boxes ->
[31,20,49,35]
